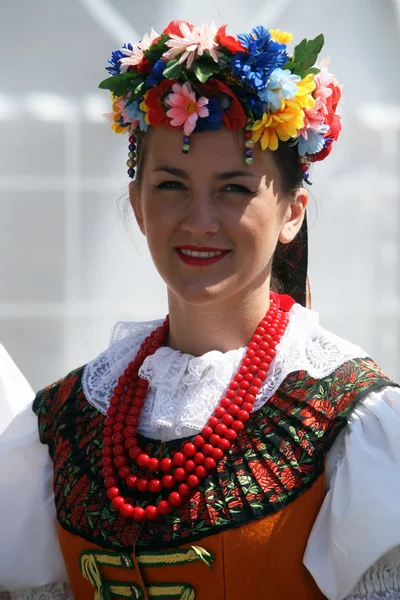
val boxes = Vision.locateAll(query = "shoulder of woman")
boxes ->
[305,385,400,599]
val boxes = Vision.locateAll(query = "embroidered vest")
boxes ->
[34,357,394,599]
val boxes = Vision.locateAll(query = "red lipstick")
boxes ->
[175,246,230,267]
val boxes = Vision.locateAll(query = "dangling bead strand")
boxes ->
[127,130,137,178]
[300,158,312,185]
[103,299,290,522]
[182,135,191,154]
[244,118,254,165]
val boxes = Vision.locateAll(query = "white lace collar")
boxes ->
[82,304,367,441]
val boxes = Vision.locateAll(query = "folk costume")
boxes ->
[1,20,400,600]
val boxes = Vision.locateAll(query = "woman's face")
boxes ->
[130,126,307,307]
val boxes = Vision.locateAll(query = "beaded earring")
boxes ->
[127,131,137,179]
[244,118,254,165]
[182,135,191,154]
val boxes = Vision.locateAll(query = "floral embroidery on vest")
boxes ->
[33,357,393,551]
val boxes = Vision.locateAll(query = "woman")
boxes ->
[1,20,399,600]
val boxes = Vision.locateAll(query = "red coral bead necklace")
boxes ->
[103,296,289,522]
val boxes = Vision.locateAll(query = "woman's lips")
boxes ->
[175,248,231,266]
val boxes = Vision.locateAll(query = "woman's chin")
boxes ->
[168,281,233,306]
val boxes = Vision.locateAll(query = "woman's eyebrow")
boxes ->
[215,170,258,180]
[153,166,189,179]
[153,166,257,180]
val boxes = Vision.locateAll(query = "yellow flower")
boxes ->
[139,93,151,125]
[295,74,316,110]
[270,29,293,45]
[109,93,127,134]
[251,100,305,151]
[111,122,126,133]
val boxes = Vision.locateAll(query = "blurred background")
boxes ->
[0,0,399,391]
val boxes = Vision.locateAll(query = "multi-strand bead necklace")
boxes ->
[102,297,289,521]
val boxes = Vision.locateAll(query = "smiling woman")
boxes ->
[128,126,307,355]
[1,18,400,600]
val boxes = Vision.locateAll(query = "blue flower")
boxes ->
[259,68,300,111]
[124,99,148,132]
[298,125,329,156]
[232,26,288,91]
[106,43,133,76]
[236,89,264,120]
[195,98,223,132]
[146,60,166,87]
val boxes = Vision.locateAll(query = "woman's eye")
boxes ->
[222,184,253,195]
[154,181,186,190]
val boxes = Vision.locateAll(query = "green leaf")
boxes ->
[143,34,169,64]
[192,60,219,83]
[163,58,184,79]
[292,34,324,77]
[305,67,320,75]
[282,60,296,71]
[123,80,147,104]
[98,71,142,94]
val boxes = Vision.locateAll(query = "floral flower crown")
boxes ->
[100,21,342,182]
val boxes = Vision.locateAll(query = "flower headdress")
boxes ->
[100,21,342,182]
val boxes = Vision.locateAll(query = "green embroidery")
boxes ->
[137,545,214,569]
[79,545,213,600]
[147,583,195,600]
[80,550,139,600]
[109,581,144,599]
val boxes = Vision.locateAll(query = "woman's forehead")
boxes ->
[145,127,274,177]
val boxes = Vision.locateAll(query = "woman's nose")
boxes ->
[181,196,220,236]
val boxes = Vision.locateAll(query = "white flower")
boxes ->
[259,68,301,112]
[163,22,222,68]
[119,28,159,73]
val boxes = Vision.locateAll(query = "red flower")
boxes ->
[269,394,298,415]
[163,20,194,36]
[279,439,302,463]
[198,78,246,130]
[300,399,335,432]
[216,25,246,54]
[137,57,152,75]
[65,474,92,508]
[280,467,300,490]
[299,437,313,456]
[298,462,313,474]
[54,374,78,412]
[249,461,279,493]
[118,524,140,548]
[335,391,353,414]
[143,79,176,127]
[311,79,342,163]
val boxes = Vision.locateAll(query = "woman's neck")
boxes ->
[166,283,271,356]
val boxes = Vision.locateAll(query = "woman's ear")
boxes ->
[129,181,146,235]
[278,188,308,244]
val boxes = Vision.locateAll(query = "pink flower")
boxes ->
[119,29,159,73]
[163,22,222,68]
[166,82,209,135]
[298,59,341,138]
